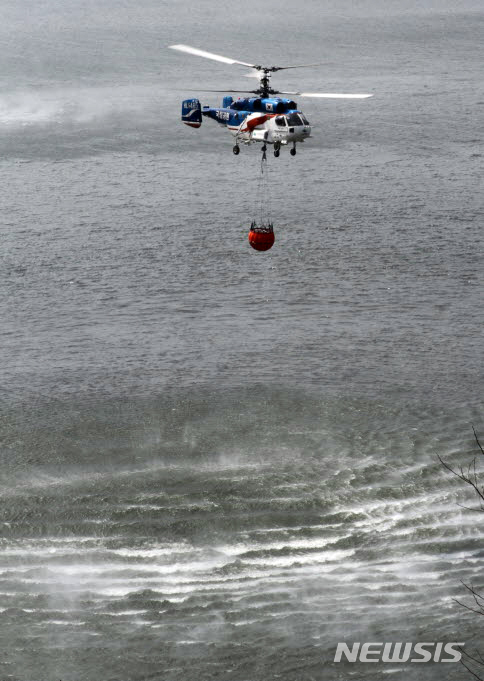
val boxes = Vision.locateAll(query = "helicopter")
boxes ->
[169,44,373,157]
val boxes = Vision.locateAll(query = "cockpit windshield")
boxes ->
[286,112,303,127]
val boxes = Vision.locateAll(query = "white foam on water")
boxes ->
[98,609,148,617]
[13,555,228,581]
[91,586,140,597]
[121,504,170,511]
[217,536,332,556]
[21,537,105,544]
[240,548,355,568]
[47,620,85,626]
[174,640,204,645]
[0,546,103,557]
[248,523,342,534]
[112,544,192,558]
[160,567,292,586]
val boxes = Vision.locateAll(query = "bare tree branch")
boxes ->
[460,658,484,681]
[460,647,484,669]
[461,581,484,604]
[440,428,484,681]
[452,598,484,617]
[438,450,484,510]
[456,503,484,513]
[473,425,484,458]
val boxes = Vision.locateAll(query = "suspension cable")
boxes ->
[255,150,271,229]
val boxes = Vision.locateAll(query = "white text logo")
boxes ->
[334,642,464,663]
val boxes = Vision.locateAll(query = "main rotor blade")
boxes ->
[272,63,324,71]
[169,44,255,68]
[188,89,257,94]
[280,91,373,99]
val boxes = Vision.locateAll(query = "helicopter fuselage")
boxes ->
[182,95,311,155]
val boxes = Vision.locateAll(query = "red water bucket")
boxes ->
[248,225,275,251]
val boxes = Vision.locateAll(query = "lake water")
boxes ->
[1,1,483,679]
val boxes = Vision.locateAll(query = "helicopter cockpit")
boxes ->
[275,113,310,127]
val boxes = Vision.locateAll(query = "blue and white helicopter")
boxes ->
[169,44,373,157]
